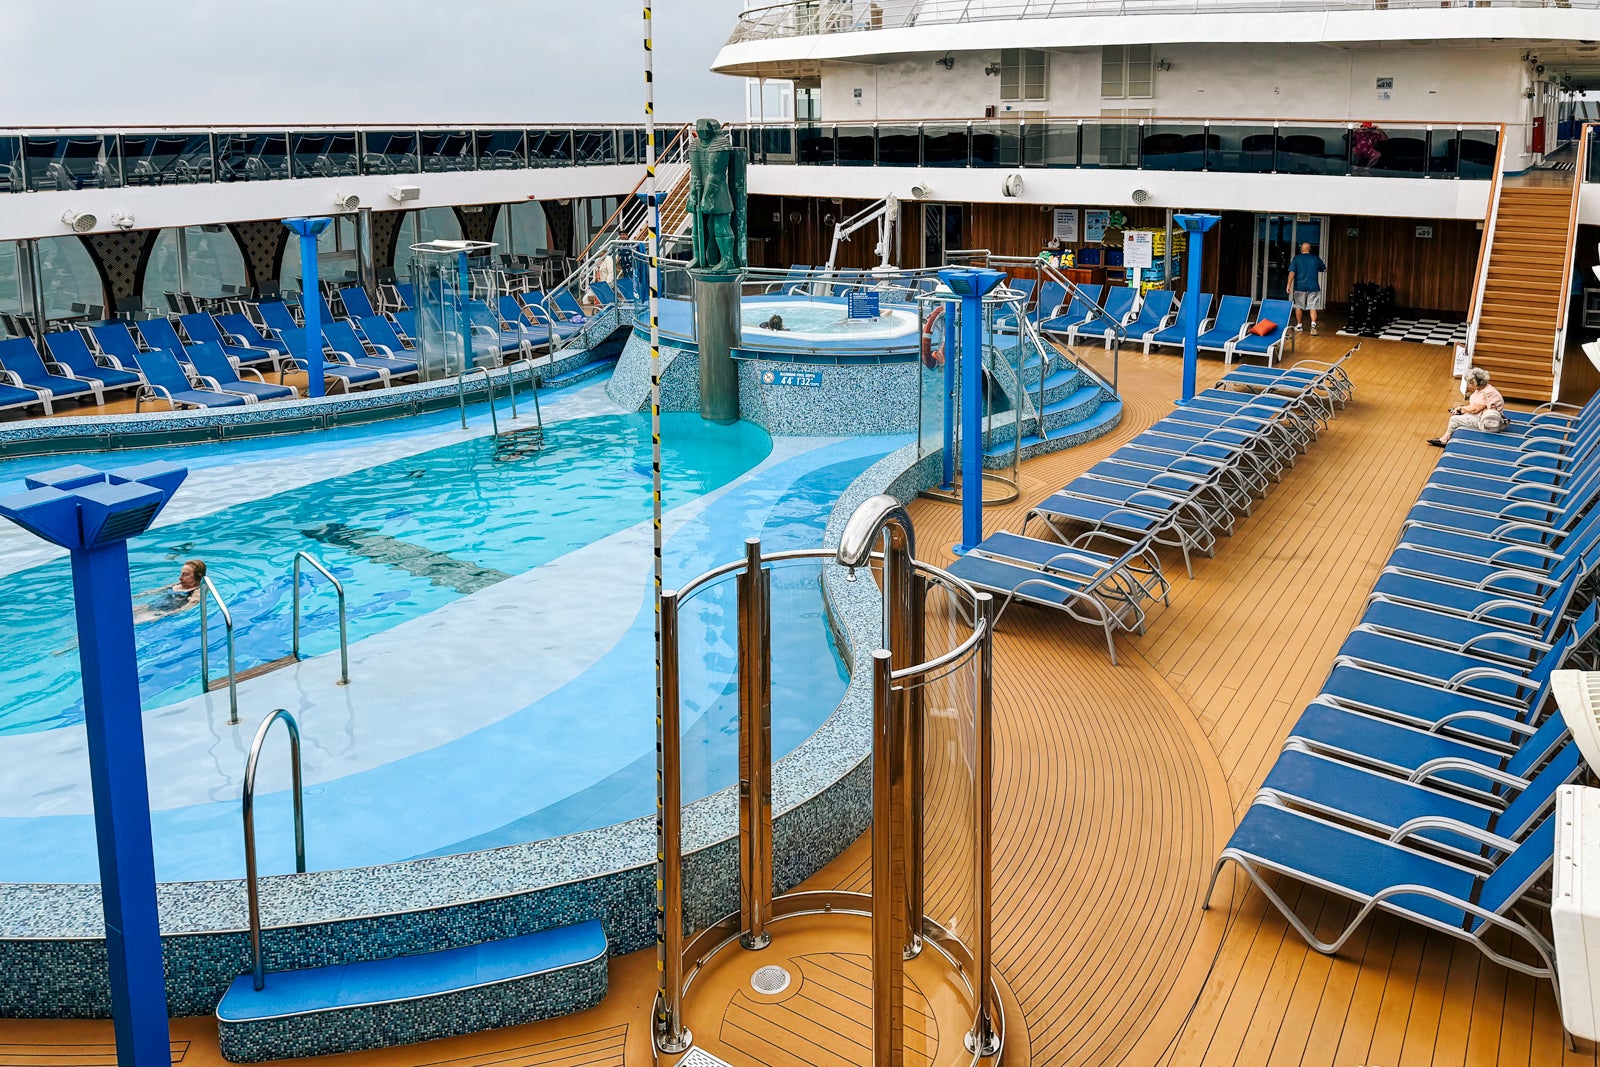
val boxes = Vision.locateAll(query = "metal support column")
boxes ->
[656,588,692,1053]
[283,217,332,397]
[19,239,47,339]
[966,591,1001,1057]
[870,649,906,1067]
[904,571,926,960]
[738,537,773,950]
[354,207,376,304]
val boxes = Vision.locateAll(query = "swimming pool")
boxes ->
[740,300,919,342]
[0,385,902,882]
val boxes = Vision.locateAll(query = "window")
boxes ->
[391,208,463,283]
[144,226,248,308]
[491,201,551,258]
[279,216,358,290]
[1101,44,1154,100]
[1000,49,1048,103]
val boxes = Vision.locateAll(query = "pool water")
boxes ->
[741,300,919,341]
[0,412,770,736]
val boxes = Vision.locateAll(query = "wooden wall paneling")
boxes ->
[1559,223,1600,402]
[1325,215,1478,315]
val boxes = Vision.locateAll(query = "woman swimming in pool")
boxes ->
[134,559,206,622]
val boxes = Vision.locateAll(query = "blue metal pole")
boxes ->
[300,232,323,398]
[457,250,473,371]
[941,305,956,491]
[1181,233,1203,403]
[70,538,172,1067]
[960,292,984,552]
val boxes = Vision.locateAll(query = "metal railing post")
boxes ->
[292,552,349,686]
[905,569,926,960]
[242,708,305,992]
[200,575,239,725]
[966,591,1001,1058]
[655,588,692,1053]
[871,648,906,1067]
[738,537,773,950]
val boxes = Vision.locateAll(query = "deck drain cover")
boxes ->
[750,964,792,995]
[679,1051,735,1067]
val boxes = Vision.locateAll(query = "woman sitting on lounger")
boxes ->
[1428,367,1504,446]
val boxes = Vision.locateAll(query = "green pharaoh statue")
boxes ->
[686,118,747,275]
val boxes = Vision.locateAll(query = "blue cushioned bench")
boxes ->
[216,919,607,1062]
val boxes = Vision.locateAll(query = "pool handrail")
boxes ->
[291,552,349,686]
[456,364,500,435]
[503,356,543,431]
[241,707,306,992]
[199,574,240,725]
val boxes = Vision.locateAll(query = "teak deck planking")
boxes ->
[0,320,1588,1065]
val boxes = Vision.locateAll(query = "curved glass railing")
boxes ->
[734,118,1501,180]
[730,0,1600,45]
[0,125,649,193]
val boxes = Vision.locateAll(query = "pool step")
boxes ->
[215,920,608,1062]
[985,397,1124,466]
[542,355,619,390]
[205,655,298,691]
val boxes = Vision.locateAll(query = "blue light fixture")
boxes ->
[0,462,188,1067]
[1173,213,1220,404]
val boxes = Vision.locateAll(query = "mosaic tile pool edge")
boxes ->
[0,440,932,1019]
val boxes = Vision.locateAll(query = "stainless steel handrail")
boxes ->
[456,364,499,435]
[199,574,240,725]
[992,253,1122,394]
[291,552,349,686]
[242,708,306,992]
[503,357,543,429]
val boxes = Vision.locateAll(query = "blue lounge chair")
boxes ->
[1225,298,1295,366]
[992,277,1037,332]
[0,336,100,406]
[357,316,420,357]
[0,373,45,417]
[1038,285,1102,335]
[590,281,618,307]
[43,331,143,397]
[186,341,296,403]
[88,322,153,374]
[276,327,384,393]
[258,301,300,335]
[1195,295,1254,354]
[764,265,812,294]
[1208,804,1558,988]
[495,297,551,348]
[133,347,246,410]
[322,320,419,384]
[394,282,416,308]
[1144,293,1213,354]
[136,318,200,363]
[1121,290,1175,350]
[179,313,282,372]
[1027,281,1067,327]
[1066,286,1137,348]
[337,286,378,319]
[549,290,589,322]
[215,313,290,357]
[515,294,583,340]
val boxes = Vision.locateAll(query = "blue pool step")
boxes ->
[215,920,608,1062]
[987,397,1124,462]
[542,355,619,389]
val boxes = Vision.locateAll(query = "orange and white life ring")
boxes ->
[921,304,946,369]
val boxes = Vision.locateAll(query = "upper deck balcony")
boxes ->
[715,0,1600,74]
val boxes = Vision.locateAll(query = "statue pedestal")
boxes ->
[693,271,742,424]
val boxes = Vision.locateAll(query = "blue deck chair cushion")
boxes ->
[136,348,245,408]
[186,342,295,402]
[43,332,142,390]
[0,337,95,400]
[1197,296,1253,351]
[1147,293,1214,349]
[216,313,290,355]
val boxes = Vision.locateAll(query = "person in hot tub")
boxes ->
[134,558,206,622]
[761,314,786,331]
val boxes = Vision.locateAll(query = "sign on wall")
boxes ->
[1052,208,1079,243]
[761,368,824,388]
[1085,210,1111,243]
[1124,231,1154,270]
[1376,76,1393,102]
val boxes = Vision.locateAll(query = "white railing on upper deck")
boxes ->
[730,0,1600,43]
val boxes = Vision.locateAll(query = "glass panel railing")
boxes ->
[1366,127,1429,178]
[1082,123,1139,169]
[121,134,212,186]
[971,121,1021,168]
[24,135,121,191]
[528,128,573,167]
[360,131,419,175]
[421,130,474,172]
[573,129,619,165]
[1277,126,1347,175]
[1023,122,1078,167]
[216,133,288,183]
[836,125,876,166]
[476,130,525,170]
[1428,130,1460,178]
[759,125,796,164]
[922,123,970,168]
[797,124,835,164]
[1588,127,1600,183]
[877,125,919,167]
[1460,128,1498,180]
[1141,124,1208,171]
[1206,124,1274,173]
[619,128,641,165]
[0,136,20,192]
[290,131,358,179]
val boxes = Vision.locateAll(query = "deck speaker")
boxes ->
[388,185,421,203]
[1132,188,1152,205]
[1001,174,1023,197]
[333,192,360,211]
[60,210,95,233]
[910,182,932,200]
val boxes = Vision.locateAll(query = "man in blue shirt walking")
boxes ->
[1286,241,1326,334]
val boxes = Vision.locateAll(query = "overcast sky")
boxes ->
[0,1,748,126]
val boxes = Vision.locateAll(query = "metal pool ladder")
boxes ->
[200,575,240,724]
[241,707,306,991]
[458,361,546,454]
[292,552,349,686]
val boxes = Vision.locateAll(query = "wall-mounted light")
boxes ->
[936,52,954,70]
[984,62,1001,77]
[333,191,360,211]
[61,210,96,233]
[111,212,136,231]
[1156,58,1172,72]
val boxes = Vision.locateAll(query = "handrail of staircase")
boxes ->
[1465,121,1510,357]
[242,708,306,992]
[985,254,1122,395]
[1550,121,1595,401]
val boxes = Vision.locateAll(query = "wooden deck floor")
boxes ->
[0,325,1584,1065]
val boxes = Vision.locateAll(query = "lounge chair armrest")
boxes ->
[0,369,21,388]
[1444,664,1533,693]
[1486,543,1561,566]
[1431,707,1537,732]
[1487,519,1560,541]
[1513,451,1565,470]
[1467,598,1549,625]
[1455,630,1550,655]
[1504,481,1566,501]
[1389,820,1518,855]
[1409,758,1529,792]
[239,366,265,383]
[1476,568,1558,593]
[1495,500,1561,522]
